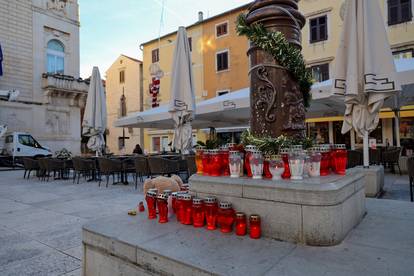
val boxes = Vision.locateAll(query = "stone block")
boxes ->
[354,166,384,197]
[191,172,365,245]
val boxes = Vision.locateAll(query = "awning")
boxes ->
[114,59,414,129]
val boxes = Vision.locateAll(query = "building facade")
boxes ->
[0,0,88,155]
[136,0,414,151]
[105,55,143,155]
[141,21,207,153]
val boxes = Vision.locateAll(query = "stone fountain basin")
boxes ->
[189,168,366,246]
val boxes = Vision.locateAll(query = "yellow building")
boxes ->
[299,0,414,148]
[138,1,413,150]
[106,55,143,155]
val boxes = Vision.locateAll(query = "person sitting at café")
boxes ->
[133,144,143,155]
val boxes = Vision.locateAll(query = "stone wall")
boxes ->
[0,0,84,155]
[0,0,34,100]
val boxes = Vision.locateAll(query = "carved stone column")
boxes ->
[247,0,306,139]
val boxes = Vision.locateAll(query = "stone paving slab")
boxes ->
[0,170,143,276]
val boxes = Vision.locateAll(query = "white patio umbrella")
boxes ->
[169,27,196,153]
[331,0,401,167]
[82,67,107,155]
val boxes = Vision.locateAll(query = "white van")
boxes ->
[3,132,52,158]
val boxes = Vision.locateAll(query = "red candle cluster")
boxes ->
[143,191,261,239]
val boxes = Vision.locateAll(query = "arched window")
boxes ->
[47,39,65,74]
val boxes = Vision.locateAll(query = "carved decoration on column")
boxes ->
[245,0,307,139]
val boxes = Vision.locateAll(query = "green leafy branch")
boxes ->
[236,13,313,107]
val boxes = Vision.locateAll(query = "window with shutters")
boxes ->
[152,48,159,63]
[216,50,229,72]
[388,0,412,25]
[310,63,330,83]
[309,15,328,43]
[119,70,125,83]
[216,22,228,38]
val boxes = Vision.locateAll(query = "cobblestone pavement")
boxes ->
[0,170,144,276]
[0,169,411,275]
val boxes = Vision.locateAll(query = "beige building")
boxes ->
[141,19,206,153]
[105,55,143,155]
[0,0,88,155]
[299,0,414,149]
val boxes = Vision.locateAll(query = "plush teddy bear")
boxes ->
[143,174,184,195]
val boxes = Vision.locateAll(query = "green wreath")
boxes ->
[236,13,313,107]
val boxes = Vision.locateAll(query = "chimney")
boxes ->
[198,11,204,22]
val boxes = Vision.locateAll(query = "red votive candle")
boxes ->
[218,202,235,233]
[235,212,247,236]
[202,150,211,176]
[209,150,221,177]
[171,192,178,214]
[249,214,261,239]
[220,147,230,176]
[334,144,348,175]
[181,194,193,225]
[320,145,331,176]
[244,145,256,177]
[138,201,145,212]
[145,191,157,219]
[204,196,218,230]
[263,158,272,179]
[176,193,186,223]
[157,193,169,223]
[280,148,291,179]
[195,147,204,175]
[192,198,205,228]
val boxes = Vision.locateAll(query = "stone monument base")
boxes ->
[190,169,366,246]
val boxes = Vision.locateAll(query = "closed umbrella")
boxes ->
[332,0,401,167]
[82,67,107,155]
[169,27,196,154]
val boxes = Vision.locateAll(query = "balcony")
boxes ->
[42,73,89,107]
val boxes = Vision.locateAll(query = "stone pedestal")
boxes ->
[190,169,366,246]
[354,165,384,198]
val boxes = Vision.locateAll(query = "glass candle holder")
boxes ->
[181,184,190,192]
[171,192,178,214]
[176,192,187,223]
[226,143,237,151]
[209,149,221,177]
[217,202,235,233]
[308,147,322,177]
[192,198,205,228]
[181,194,193,225]
[269,155,285,180]
[220,146,230,176]
[289,150,305,180]
[204,196,218,230]
[138,201,145,212]
[195,146,205,175]
[280,148,291,179]
[249,214,261,239]
[333,144,348,175]
[303,152,311,178]
[239,152,245,177]
[235,212,247,236]
[250,150,264,179]
[244,145,256,177]
[157,193,169,223]
[163,190,173,217]
[202,150,211,176]
[263,156,273,179]
[320,145,331,176]
[229,151,241,178]
[145,191,157,219]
